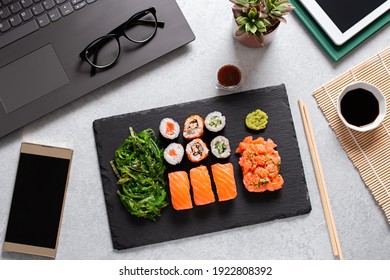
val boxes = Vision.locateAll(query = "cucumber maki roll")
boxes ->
[205,111,226,132]
[210,136,231,158]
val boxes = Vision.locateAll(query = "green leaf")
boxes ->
[235,25,246,36]
[245,22,251,33]
[256,21,265,29]
[248,8,257,19]
[236,0,247,7]
[245,22,257,34]
[254,31,265,45]
[277,3,290,11]
[263,18,271,26]
[272,10,282,17]
[236,16,249,25]
[250,24,258,34]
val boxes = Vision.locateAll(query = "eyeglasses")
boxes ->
[79,7,164,76]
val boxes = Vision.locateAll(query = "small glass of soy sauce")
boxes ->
[216,64,242,90]
[337,82,386,132]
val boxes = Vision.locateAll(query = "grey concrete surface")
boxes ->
[1,1,389,260]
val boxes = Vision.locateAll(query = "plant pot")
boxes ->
[233,21,280,48]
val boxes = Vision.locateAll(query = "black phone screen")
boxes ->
[5,152,71,250]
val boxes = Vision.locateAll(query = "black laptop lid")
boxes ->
[0,0,195,138]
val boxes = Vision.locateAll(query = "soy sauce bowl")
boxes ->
[215,64,242,91]
[337,81,386,132]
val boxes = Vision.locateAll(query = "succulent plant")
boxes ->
[230,0,294,45]
[263,0,294,24]
[235,7,271,45]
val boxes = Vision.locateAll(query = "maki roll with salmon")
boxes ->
[183,115,204,140]
[159,118,180,140]
[164,143,184,165]
[210,136,231,158]
[186,138,209,163]
[205,111,226,132]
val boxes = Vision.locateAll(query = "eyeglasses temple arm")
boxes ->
[108,20,165,35]
[90,51,98,76]
[156,21,165,28]
[132,20,165,28]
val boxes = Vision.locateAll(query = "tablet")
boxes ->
[3,143,73,258]
[299,0,390,45]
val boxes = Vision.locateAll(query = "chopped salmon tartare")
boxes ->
[236,136,284,192]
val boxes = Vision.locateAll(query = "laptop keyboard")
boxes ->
[0,0,98,49]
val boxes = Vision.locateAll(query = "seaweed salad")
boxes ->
[110,128,168,221]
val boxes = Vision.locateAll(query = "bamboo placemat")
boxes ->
[313,46,390,223]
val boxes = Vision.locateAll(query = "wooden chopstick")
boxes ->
[298,99,344,260]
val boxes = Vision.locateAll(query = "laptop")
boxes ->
[0,0,195,138]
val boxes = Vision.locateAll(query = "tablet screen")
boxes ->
[315,0,387,33]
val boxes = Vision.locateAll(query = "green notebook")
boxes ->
[290,0,390,61]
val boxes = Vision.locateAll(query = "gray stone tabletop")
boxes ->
[1,1,389,260]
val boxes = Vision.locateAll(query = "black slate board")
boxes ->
[93,84,311,250]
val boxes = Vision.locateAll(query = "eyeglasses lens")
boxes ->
[86,36,120,68]
[124,11,157,43]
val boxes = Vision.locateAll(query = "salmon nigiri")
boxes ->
[189,165,215,206]
[168,171,193,210]
[211,163,237,201]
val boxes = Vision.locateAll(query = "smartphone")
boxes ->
[3,142,73,258]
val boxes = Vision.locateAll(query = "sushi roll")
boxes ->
[164,143,184,165]
[159,118,180,140]
[210,136,231,158]
[186,138,209,163]
[205,111,226,132]
[183,115,204,140]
